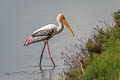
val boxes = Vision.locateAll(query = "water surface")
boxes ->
[0,0,120,80]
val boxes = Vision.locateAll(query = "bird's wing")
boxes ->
[32,29,55,37]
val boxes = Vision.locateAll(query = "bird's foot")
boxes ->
[53,64,56,69]
[39,64,43,70]
[40,67,43,70]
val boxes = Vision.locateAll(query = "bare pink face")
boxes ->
[59,15,65,22]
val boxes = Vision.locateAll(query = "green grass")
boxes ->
[58,9,120,80]
[63,26,120,80]
[85,37,120,80]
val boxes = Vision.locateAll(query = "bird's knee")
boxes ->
[49,56,52,59]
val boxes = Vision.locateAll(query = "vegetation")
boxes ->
[58,9,120,80]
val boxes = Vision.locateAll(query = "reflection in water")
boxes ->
[41,67,56,80]
[0,65,66,80]
[40,65,63,80]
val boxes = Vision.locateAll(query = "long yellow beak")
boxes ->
[62,19,75,37]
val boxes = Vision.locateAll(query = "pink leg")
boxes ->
[46,41,56,68]
[39,42,46,70]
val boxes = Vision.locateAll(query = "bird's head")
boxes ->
[57,13,75,37]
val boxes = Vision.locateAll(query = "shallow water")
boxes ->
[0,58,66,80]
[0,0,120,80]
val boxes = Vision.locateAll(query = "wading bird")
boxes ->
[24,13,75,70]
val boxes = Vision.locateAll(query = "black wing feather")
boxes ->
[32,29,54,37]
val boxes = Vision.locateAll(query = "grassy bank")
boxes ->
[58,9,120,80]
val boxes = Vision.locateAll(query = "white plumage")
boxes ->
[32,24,57,34]
[24,13,75,70]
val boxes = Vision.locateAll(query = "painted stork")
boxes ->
[24,13,75,70]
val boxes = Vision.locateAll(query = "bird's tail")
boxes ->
[24,36,32,46]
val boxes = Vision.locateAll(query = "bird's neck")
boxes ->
[56,21,64,34]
